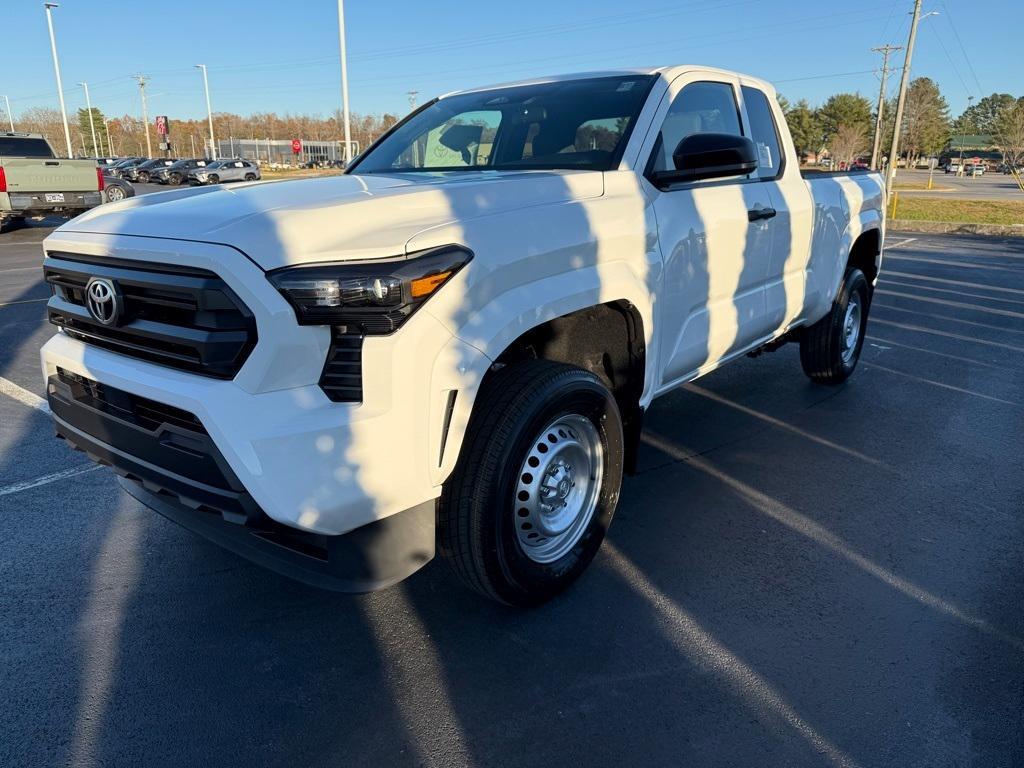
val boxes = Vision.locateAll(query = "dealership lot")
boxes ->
[1,208,1022,766]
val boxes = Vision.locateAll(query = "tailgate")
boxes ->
[1,158,99,193]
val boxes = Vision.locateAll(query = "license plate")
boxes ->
[45,193,65,203]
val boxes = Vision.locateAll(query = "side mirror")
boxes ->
[653,132,758,187]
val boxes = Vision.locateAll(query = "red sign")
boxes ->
[155,115,168,136]
[291,139,302,154]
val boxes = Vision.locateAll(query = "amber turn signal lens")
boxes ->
[410,270,453,298]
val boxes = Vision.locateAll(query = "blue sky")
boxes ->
[4,0,1020,124]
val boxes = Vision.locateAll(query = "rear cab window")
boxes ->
[0,137,56,158]
[741,85,784,179]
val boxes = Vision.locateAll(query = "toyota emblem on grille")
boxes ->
[85,277,123,326]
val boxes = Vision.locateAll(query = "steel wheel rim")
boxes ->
[514,414,603,564]
[842,292,862,364]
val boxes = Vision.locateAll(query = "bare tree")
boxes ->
[993,100,1024,167]
[828,122,869,167]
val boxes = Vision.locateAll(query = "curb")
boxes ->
[888,219,1024,237]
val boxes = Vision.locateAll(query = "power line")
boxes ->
[940,1,984,94]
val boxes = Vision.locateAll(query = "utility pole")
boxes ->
[195,64,216,160]
[79,82,99,157]
[44,3,73,158]
[869,44,901,170]
[407,90,419,112]
[134,74,152,157]
[2,95,13,132]
[886,2,938,192]
[337,0,353,164]
[104,119,114,155]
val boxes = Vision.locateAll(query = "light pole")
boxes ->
[2,95,13,132]
[79,82,99,157]
[957,95,974,176]
[885,4,939,192]
[195,64,216,160]
[104,119,114,155]
[337,0,353,164]
[44,3,73,158]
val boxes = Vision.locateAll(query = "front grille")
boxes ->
[44,253,256,379]
[319,330,363,402]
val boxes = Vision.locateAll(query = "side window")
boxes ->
[742,86,783,179]
[652,81,742,173]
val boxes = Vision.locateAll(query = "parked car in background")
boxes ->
[945,162,961,174]
[109,157,146,178]
[850,161,869,171]
[154,158,213,185]
[968,164,985,176]
[101,173,135,203]
[39,66,885,604]
[94,157,120,169]
[0,132,104,230]
[187,158,260,185]
[130,158,179,183]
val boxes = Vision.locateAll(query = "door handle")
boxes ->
[748,207,777,222]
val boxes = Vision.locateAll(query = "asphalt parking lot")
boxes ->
[1,205,1022,766]
[897,167,1024,199]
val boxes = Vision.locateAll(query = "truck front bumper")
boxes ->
[45,366,435,592]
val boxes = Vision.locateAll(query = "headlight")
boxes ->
[268,245,472,335]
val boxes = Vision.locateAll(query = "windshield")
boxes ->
[351,75,655,174]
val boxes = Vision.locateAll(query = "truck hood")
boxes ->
[60,171,604,270]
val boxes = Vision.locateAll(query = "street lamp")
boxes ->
[2,95,13,132]
[43,3,73,158]
[958,95,974,177]
[337,0,353,164]
[195,64,216,160]
[79,82,98,157]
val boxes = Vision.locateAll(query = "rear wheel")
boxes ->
[799,267,870,384]
[105,185,126,202]
[438,360,624,606]
[244,173,257,181]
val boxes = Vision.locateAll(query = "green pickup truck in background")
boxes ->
[0,132,104,230]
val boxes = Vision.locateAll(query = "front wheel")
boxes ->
[799,267,870,384]
[169,172,182,185]
[438,360,624,606]
[207,174,219,184]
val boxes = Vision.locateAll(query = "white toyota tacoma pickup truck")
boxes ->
[41,66,884,605]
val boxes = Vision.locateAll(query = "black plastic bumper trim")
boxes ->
[122,479,436,593]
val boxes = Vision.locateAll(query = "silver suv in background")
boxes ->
[188,159,260,185]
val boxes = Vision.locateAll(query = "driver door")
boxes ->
[644,74,778,386]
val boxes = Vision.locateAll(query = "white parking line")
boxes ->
[0,465,101,496]
[885,237,918,250]
[0,376,49,413]
[0,297,48,307]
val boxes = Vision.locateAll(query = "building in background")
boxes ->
[207,138,359,165]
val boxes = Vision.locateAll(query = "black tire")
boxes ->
[105,185,126,202]
[244,173,257,181]
[169,172,182,185]
[138,172,149,183]
[438,360,624,606]
[208,174,219,184]
[800,267,870,384]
